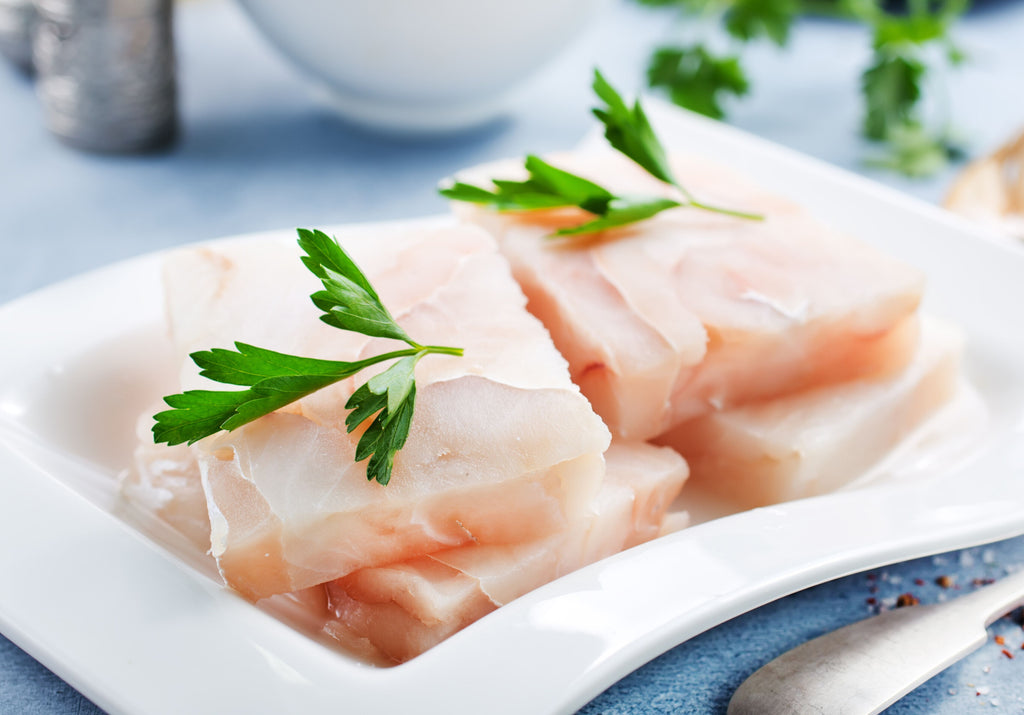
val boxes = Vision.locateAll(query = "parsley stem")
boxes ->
[671,180,763,221]
[365,347,424,363]
[383,344,463,359]
[687,200,765,221]
[420,345,464,357]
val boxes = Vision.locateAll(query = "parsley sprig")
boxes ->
[441,71,760,236]
[152,229,463,486]
[591,70,761,220]
[647,45,750,121]
[441,154,684,236]
[855,0,966,175]
[635,0,967,177]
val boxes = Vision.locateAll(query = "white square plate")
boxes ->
[2,104,1024,715]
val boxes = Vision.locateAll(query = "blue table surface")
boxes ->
[2,1,1024,712]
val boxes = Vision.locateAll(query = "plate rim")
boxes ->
[3,109,1024,715]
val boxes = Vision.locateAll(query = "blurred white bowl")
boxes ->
[235,0,607,132]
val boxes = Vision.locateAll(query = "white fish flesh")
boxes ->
[120,409,211,551]
[657,317,962,509]
[322,441,689,663]
[453,151,925,440]
[160,223,611,600]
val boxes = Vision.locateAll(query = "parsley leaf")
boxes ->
[345,355,421,486]
[861,52,925,141]
[152,345,402,444]
[153,389,251,448]
[299,228,414,343]
[593,69,762,220]
[440,182,573,211]
[593,69,678,187]
[153,230,463,486]
[872,14,947,46]
[441,155,613,212]
[724,0,799,46]
[520,154,614,207]
[441,71,761,233]
[554,197,683,236]
[441,154,681,235]
[646,45,750,122]
[855,0,967,175]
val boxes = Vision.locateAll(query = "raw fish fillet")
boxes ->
[160,223,611,600]
[322,441,689,663]
[454,152,924,440]
[657,318,962,509]
[120,410,210,551]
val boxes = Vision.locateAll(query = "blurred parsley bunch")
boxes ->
[636,0,968,177]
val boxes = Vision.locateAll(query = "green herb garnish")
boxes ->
[441,71,760,236]
[442,154,684,236]
[443,154,615,214]
[152,228,463,486]
[856,0,966,175]
[863,122,964,178]
[591,69,762,220]
[647,45,750,122]
[634,0,968,177]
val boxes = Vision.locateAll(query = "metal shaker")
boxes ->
[0,0,33,72]
[33,0,177,153]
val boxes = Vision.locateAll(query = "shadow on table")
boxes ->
[175,107,514,173]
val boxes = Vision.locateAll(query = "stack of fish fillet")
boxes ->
[123,150,960,663]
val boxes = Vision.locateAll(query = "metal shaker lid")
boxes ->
[0,0,34,72]
[34,0,170,22]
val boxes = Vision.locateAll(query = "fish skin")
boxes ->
[453,151,925,440]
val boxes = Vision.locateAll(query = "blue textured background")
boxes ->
[2,1,1024,712]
